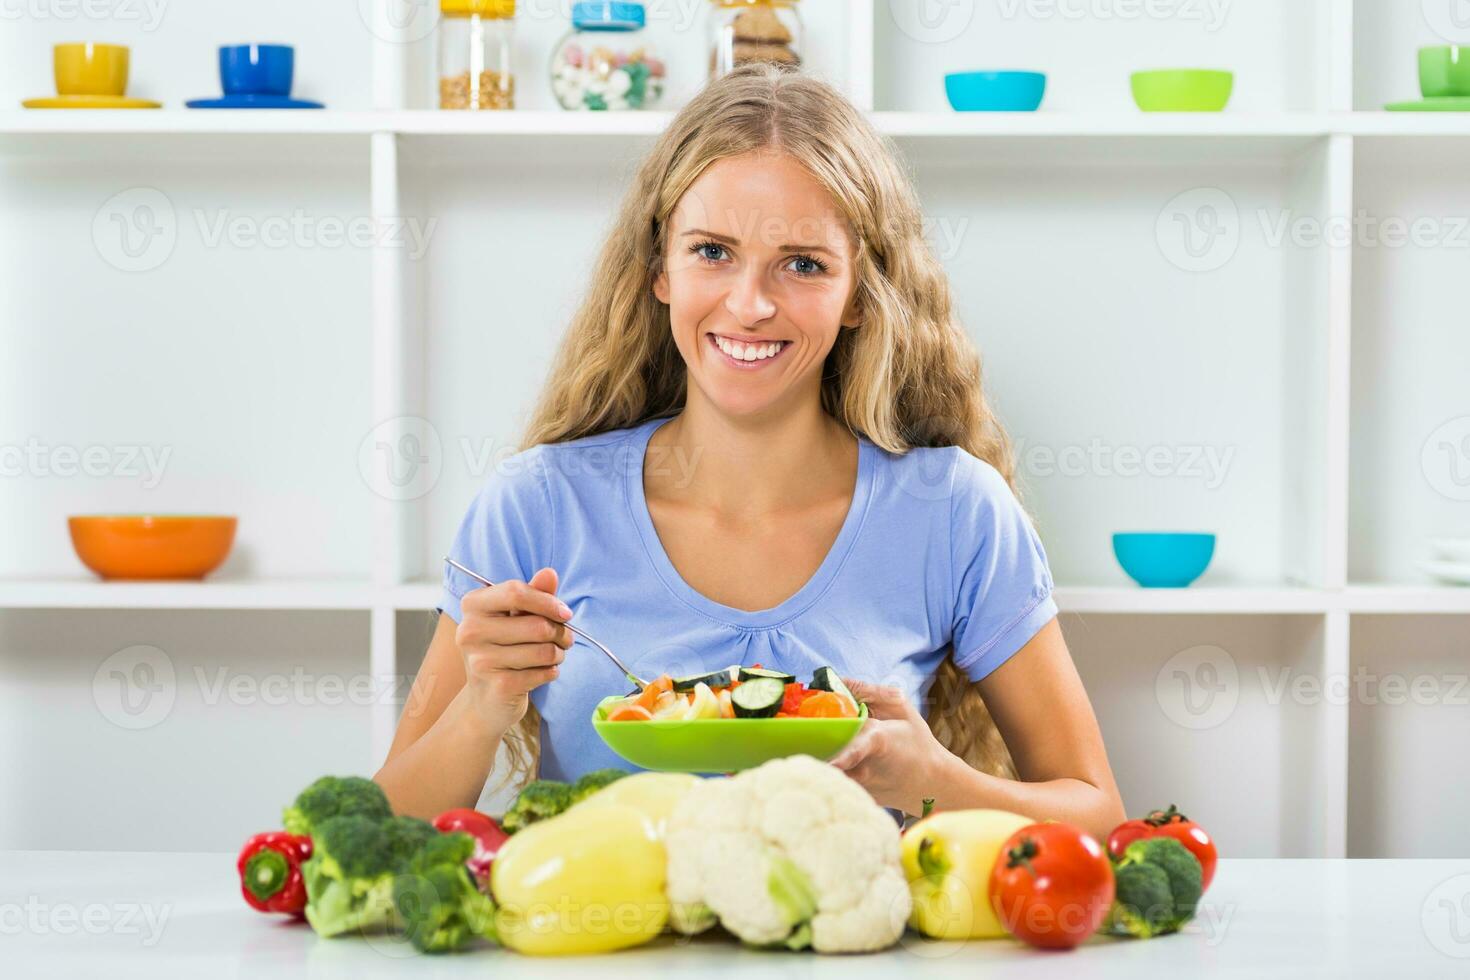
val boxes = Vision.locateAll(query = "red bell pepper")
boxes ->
[433,808,508,892]
[237,831,313,917]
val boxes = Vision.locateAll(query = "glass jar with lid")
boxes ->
[439,0,515,110]
[551,2,666,110]
[708,0,801,79]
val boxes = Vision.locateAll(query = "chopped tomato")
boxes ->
[780,682,814,715]
[798,691,857,718]
[608,703,653,722]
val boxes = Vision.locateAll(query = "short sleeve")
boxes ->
[949,452,1058,682]
[437,448,555,623]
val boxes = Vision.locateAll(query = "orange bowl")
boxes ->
[68,515,237,580]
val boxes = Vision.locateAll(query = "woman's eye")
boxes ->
[694,243,727,263]
[787,255,826,276]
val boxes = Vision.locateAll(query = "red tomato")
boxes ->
[989,823,1114,950]
[1106,804,1217,892]
[1105,818,1154,858]
[780,682,813,715]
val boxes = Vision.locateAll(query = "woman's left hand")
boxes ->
[828,678,952,817]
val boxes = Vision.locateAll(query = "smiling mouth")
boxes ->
[706,333,791,367]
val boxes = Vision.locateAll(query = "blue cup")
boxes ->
[1112,532,1216,588]
[219,44,294,97]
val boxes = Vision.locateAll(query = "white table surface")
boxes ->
[3,852,1470,978]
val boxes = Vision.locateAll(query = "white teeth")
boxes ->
[713,336,784,362]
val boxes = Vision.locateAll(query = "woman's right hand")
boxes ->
[454,566,574,737]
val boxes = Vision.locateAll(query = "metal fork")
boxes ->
[443,557,648,688]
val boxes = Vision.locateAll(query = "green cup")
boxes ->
[1419,45,1470,98]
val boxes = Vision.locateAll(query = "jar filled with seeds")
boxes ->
[439,0,515,110]
[550,2,665,110]
[708,0,801,79]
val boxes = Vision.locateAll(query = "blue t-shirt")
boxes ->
[439,416,1057,784]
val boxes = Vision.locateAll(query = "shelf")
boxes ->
[1342,586,1470,615]
[1,110,1465,140]
[1055,586,1329,614]
[0,110,385,135]
[0,579,376,610]
[2,579,1441,616]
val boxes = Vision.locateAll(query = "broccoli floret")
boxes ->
[1108,837,1203,938]
[500,780,574,834]
[301,814,436,938]
[569,768,629,804]
[283,775,392,838]
[393,831,498,953]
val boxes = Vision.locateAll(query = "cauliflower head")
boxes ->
[664,755,911,953]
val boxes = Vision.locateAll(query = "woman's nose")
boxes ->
[724,268,777,326]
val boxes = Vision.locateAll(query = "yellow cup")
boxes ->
[54,42,130,96]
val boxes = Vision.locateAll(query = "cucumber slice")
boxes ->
[730,676,785,718]
[809,667,859,713]
[738,666,796,685]
[672,669,735,692]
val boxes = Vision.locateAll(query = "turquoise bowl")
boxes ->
[1113,532,1216,588]
[944,71,1046,111]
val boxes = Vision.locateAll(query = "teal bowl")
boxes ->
[1113,532,1215,588]
[945,71,1046,111]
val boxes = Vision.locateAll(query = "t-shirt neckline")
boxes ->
[624,416,876,630]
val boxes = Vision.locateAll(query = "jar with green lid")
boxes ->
[708,0,801,79]
[551,2,666,111]
[439,0,515,110]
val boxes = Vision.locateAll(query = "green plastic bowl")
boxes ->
[1130,69,1233,111]
[592,695,867,773]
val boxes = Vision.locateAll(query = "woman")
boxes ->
[376,65,1125,841]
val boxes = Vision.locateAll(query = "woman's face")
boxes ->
[654,150,861,422]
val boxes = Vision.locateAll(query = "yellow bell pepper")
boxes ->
[900,809,1032,940]
[570,772,699,841]
[491,800,669,955]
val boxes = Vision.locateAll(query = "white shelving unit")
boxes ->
[2,0,1467,857]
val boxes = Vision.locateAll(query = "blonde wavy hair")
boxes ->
[501,63,1024,792]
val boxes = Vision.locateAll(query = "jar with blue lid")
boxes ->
[550,1,665,110]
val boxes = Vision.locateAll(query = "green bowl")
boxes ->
[592,695,867,773]
[1130,69,1233,111]
[1420,46,1470,98]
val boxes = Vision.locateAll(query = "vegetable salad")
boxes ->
[605,663,861,721]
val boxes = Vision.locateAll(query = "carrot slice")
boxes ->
[608,704,653,722]
[632,673,675,712]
